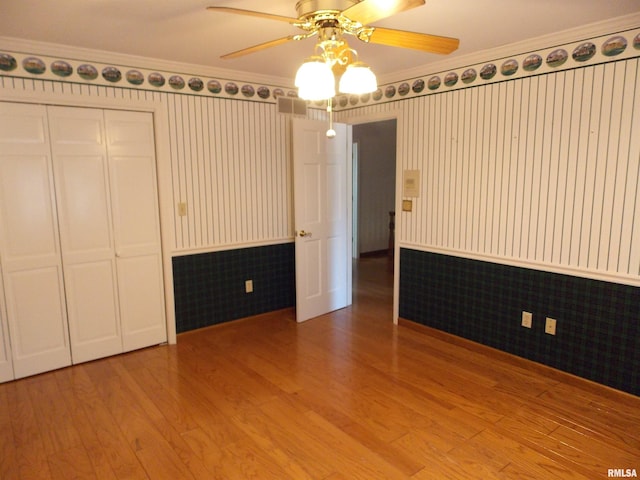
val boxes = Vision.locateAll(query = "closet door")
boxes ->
[48,106,123,364]
[0,103,71,379]
[105,110,167,350]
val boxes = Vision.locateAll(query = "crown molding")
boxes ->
[0,36,293,88]
[379,12,640,85]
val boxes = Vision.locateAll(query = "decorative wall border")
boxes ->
[331,27,640,110]
[0,50,299,103]
[1,28,638,108]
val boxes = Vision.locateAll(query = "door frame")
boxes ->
[1,90,177,344]
[351,141,359,259]
[342,109,402,324]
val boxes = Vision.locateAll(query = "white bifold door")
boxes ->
[0,103,166,381]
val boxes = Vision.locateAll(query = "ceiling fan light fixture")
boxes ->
[295,56,336,100]
[338,61,377,95]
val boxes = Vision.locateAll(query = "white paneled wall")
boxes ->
[167,94,293,250]
[341,58,640,284]
[166,97,326,250]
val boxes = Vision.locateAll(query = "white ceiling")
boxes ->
[1,0,639,84]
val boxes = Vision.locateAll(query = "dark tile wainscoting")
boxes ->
[172,243,295,333]
[399,248,640,396]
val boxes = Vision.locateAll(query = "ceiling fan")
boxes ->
[207,0,460,60]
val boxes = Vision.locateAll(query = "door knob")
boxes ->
[297,230,312,237]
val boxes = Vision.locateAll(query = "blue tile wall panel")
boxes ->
[172,243,295,333]
[399,248,640,396]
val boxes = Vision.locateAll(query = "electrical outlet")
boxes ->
[545,317,557,335]
[521,311,533,328]
[245,280,253,293]
[178,202,187,217]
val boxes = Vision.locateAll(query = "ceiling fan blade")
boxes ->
[221,36,296,60]
[368,27,459,54]
[342,0,425,25]
[206,6,298,24]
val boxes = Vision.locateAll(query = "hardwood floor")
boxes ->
[1,255,638,479]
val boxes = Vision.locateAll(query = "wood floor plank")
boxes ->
[407,445,505,480]
[551,424,640,465]
[120,363,201,435]
[106,360,217,480]
[65,365,149,480]
[89,371,196,479]
[474,427,592,480]
[300,409,409,479]
[537,387,640,449]
[47,445,99,480]
[216,439,294,480]
[28,375,84,456]
[0,385,19,480]
[229,346,303,394]
[229,403,323,479]
[250,396,347,478]
[55,377,119,480]
[542,425,637,479]
[5,378,54,479]
[179,427,227,480]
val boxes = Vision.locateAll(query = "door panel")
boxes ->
[293,119,351,322]
[48,115,103,148]
[64,261,121,362]
[5,267,71,379]
[0,103,71,378]
[0,155,61,266]
[105,110,166,349]
[302,239,322,299]
[48,106,123,363]
[54,155,113,258]
[303,163,321,224]
[110,154,161,256]
[117,254,167,351]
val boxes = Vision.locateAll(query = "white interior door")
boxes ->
[105,110,167,350]
[292,118,351,322]
[48,106,123,364]
[0,103,71,379]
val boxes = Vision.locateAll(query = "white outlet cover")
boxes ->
[545,317,557,335]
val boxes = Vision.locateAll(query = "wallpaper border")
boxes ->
[2,27,638,109]
[336,27,640,110]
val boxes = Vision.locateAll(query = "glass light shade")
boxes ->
[338,62,377,95]
[295,57,336,101]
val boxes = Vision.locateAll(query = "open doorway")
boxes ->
[351,119,397,309]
